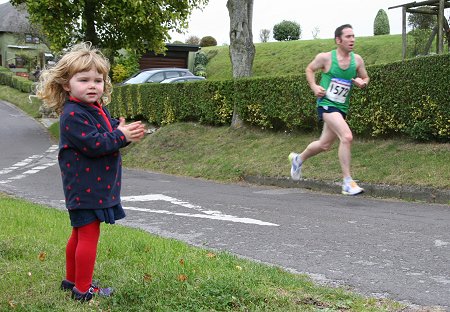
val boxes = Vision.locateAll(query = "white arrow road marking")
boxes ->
[121,194,278,226]
[0,145,58,184]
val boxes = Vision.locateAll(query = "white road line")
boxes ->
[124,206,278,226]
[122,194,278,226]
[0,145,58,183]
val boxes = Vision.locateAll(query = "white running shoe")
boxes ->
[342,180,364,195]
[288,152,302,181]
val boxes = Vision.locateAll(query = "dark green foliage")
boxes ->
[200,36,218,47]
[10,0,208,54]
[273,20,302,41]
[373,9,390,35]
[194,51,208,67]
[109,54,450,142]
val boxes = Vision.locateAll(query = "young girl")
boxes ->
[37,42,145,301]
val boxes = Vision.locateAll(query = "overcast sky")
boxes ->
[2,0,449,44]
[170,0,449,44]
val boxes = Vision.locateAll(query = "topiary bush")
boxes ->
[200,36,218,47]
[373,9,390,35]
[273,20,302,41]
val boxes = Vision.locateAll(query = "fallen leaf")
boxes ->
[38,251,47,261]
[206,252,216,258]
[177,274,188,282]
[179,259,185,266]
[143,273,152,282]
[8,300,16,308]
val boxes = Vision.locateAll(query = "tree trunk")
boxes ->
[227,0,255,128]
[83,0,99,46]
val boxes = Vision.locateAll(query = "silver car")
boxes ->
[121,68,194,84]
[160,76,206,83]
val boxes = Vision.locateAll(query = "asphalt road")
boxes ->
[1,100,449,310]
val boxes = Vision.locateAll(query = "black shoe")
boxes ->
[60,280,75,291]
[71,286,95,301]
[71,285,114,301]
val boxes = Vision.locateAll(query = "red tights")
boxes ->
[65,220,100,293]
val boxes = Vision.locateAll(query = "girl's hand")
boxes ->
[118,118,146,142]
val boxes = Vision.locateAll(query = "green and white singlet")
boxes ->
[317,49,357,114]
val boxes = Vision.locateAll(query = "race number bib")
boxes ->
[326,78,352,103]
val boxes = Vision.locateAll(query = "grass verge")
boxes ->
[0,193,404,311]
[0,85,40,118]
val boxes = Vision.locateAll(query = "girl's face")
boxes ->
[63,68,104,104]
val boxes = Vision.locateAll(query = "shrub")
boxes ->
[111,51,140,83]
[194,51,208,67]
[373,9,390,35]
[273,20,301,41]
[200,36,218,47]
[194,65,207,77]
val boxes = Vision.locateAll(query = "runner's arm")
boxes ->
[352,54,369,89]
[305,53,328,97]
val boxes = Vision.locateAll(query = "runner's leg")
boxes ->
[322,112,353,178]
[299,119,338,162]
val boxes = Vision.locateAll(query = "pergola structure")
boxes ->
[389,0,450,59]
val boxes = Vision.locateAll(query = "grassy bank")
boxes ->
[204,35,405,80]
[122,123,450,190]
[0,194,404,311]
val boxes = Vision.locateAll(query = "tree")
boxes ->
[373,9,390,35]
[186,35,200,45]
[408,8,437,30]
[227,0,255,128]
[259,29,270,42]
[407,8,438,56]
[273,20,301,41]
[10,0,208,54]
[311,26,320,39]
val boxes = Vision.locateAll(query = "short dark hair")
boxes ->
[334,24,353,39]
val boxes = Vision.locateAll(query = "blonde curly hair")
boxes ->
[36,42,113,114]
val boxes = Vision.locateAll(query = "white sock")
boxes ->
[343,176,353,184]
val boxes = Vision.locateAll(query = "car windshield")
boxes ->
[124,71,154,84]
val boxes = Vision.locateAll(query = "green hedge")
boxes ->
[0,66,36,93]
[350,54,449,141]
[110,53,449,141]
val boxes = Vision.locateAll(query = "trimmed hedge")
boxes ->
[109,53,449,141]
[0,66,36,93]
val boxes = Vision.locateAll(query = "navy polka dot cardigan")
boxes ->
[58,98,128,210]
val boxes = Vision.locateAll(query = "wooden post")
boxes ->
[402,6,407,60]
[438,0,444,53]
